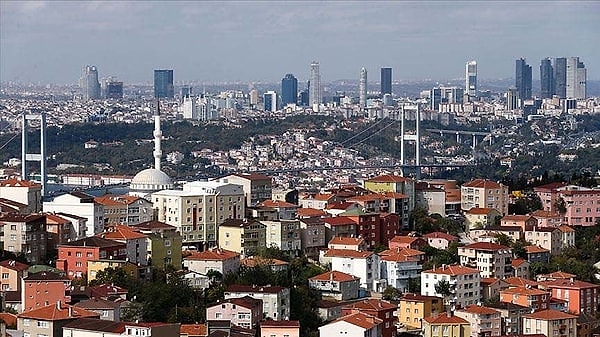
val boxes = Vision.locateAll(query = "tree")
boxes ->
[434,279,453,308]
[382,285,402,302]
[554,197,567,214]
[494,233,514,247]
[89,267,131,288]
[511,240,527,260]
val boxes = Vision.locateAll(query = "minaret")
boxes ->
[153,100,162,171]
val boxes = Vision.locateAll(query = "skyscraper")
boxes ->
[359,67,367,108]
[380,67,392,95]
[263,91,277,112]
[554,57,567,98]
[465,61,477,99]
[540,58,554,99]
[515,58,532,101]
[80,65,101,100]
[106,81,123,100]
[309,61,321,111]
[566,57,586,99]
[154,69,174,99]
[281,74,298,106]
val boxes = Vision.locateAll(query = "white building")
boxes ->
[324,249,383,292]
[183,248,240,276]
[262,220,302,254]
[458,242,513,279]
[318,312,382,337]
[421,264,481,309]
[43,192,104,236]
[380,250,422,293]
[0,178,42,214]
[225,284,290,320]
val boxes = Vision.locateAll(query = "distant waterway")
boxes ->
[45,183,130,198]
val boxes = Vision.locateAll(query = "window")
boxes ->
[1,273,8,279]
[37,321,49,328]
[76,252,82,257]
[215,312,222,318]
[76,262,82,267]
[23,319,30,326]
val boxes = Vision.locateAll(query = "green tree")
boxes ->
[434,279,453,306]
[511,240,527,260]
[89,267,132,288]
[494,233,514,247]
[382,286,402,302]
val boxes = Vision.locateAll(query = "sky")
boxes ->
[1,1,599,85]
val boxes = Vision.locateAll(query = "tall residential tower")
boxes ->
[465,61,477,100]
[515,58,532,101]
[154,69,174,99]
[540,58,554,99]
[380,67,392,95]
[359,67,367,108]
[80,65,101,100]
[309,61,321,111]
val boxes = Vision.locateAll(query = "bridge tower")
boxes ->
[399,103,421,178]
[21,112,47,196]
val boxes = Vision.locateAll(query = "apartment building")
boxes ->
[398,294,444,330]
[461,179,508,215]
[94,194,153,226]
[458,242,513,279]
[213,173,272,207]
[218,218,266,256]
[0,213,47,264]
[454,305,501,337]
[43,191,104,236]
[421,264,481,309]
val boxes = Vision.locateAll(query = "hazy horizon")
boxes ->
[1,1,599,84]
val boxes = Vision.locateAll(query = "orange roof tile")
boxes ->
[379,247,425,260]
[541,279,599,290]
[297,208,328,217]
[511,259,528,267]
[538,271,576,279]
[45,214,71,225]
[504,277,539,288]
[323,216,357,226]
[463,242,510,251]
[180,323,207,337]
[97,225,147,240]
[329,236,365,246]
[531,210,561,218]
[424,264,479,276]
[423,232,458,241]
[323,249,373,258]
[18,304,99,320]
[557,225,575,232]
[344,299,396,311]
[480,277,503,286]
[0,178,40,187]
[94,195,144,206]
[381,191,409,199]
[525,245,549,254]
[466,207,497,215]
[462,179,504,189]
[501,286,548,296]
[423,313,469,324]
[523,309,577,320]
[458,304,500,315]
[0,259,29,272]
[241,256,288,267]
[309,271,359,282]
[259,200,298,208]
[184,249,240,261]
[314,193,335,201]
[390,235,423,244]
[335,312,382,330]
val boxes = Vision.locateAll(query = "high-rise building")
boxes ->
[105,81,123,100]
[506,87,519,111]
[515,58,532,101]
[80,65,101,100]
[154,69,174,99]
[554,57,567,98]
[181,85,192,98]
[359,67,367,108]
[309,61,321,111]
[540,58,554,99]
[430,86,464,110]
[281,74,298,106]
[566,57,586,99]
[465,61,477,100]
[380,67,392,95]
[263,91,277,112]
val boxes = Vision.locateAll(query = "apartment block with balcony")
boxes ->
[218,218,266,256]
[421,264,481,309]
[213,173,272,207]
[398,294,444,330]
[263,219,302,255]
[0,213,47,264]
[522,309,577,337]
[455,305,501,337]
[94,194,153,226]
[534,183,600,227]
[459,242,513,279]
[461,179,508,215]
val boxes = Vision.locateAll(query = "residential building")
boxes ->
[43,191,104,235]
[379,248,422,293]
[318,312,382,337]
[525,245,551,263]
[464,208,502,232]
[260,320,300,337]
[180,323,207,337]
[522,309,577,337]
[55,212,88,240]
[536,271,576,282]
[87,259,139,283]
[455,305,501,337]
[415,182,447,216]
[0,259,29,292]
[421,264,481,309]
[130,220,183,270]
[308,270,360,301]
[309,61,322,110]
[342,299,397,337]
[183,248,240,276]
[398,293,444,330]
[423,232,458,250]
[56,236,127,279]
[461,179,509,215]
[423,313,471,337]
[512,259,530,279]
[224,285,290,320]
[97,225,148,266]
[480,277,509,302]
[322,217,357,243]
[179,270,211,290]
[499,286,550,311]
[22,271,71,312]
[258,200,299,220]
[0,178,42,213]
[62,317,180,336]
[534,183,600,226]
[299,193,338,210]
[263,220,302,255]
[531,210,562,228]
[93,194,153,226]
[469,226,522,244]
[0,197,28,214]
[459,242,513,279]
[218,218,266,256]
[324,249,382,291]
[558,225,575,248]
[486,302,531,335]
[74,298,122,321]
[363,174,415,211]
[300,219,326,257]
[524,226,563,256]
[213,173,272,207]
[241,256,289,272]
[18,303,99,337]
[540,278,600,315]
[389,235,427,250]
[0,213,47,264]
[339,209,382,249]
[500,215,537,232]
[152,180,245,247]
[45,213,73,249]
[206,296,263,329]
[328,236,367,251]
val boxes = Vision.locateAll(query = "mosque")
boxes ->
[129,101,173,198]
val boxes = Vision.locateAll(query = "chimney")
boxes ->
[57,300,62,310]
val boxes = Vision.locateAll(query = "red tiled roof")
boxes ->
[260,320,300,327]
[466,207,497,215]
[538,271,576,279]
[334,312,382,330]
[326,202,358,210]
[557,225,575,232]
[259,200,298,208]
[401,293,442,302]
[511,259,528,267]
[180,323,207,337]
[533,182,568,192]
[323,216,357,226]
[366,174,411,183]
[94,195,143,206]
[389,235,423,244]
[480,277,502,286]
[97,225,147,240]
[0,178,40,187]
[458,304,500,315]
[381,192,409,199]
[323,249,373,258]
[504,277,539,288]
[329,236,364,246]
[314,193,335,201]
[523,309,577,320]
[423,232,458,241]
[501,286,548,296]
[541,279,599,290]
[531,210,561,218]
[525,245,549,254]
[0,259,29,272]
[241,256,288,267]
[0,312,17,327]
[310,271,359,282]
[297,208,328,217]
[462,179,504,189]
[184,249,240,261]
[423,313,469,324]
[18,304,99,320]
[501,215,533,221]
[343,299,396,311]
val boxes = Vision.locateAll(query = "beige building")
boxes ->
[263,220,302,255]
[183,248,241,276]
[455,305,501,337]
[94,194,153,226]
[423,313,471,337]
[152,181,245,247]
[524,226,563,256]
[218,218,266,256]
[461,179,508,215]
[464,208,502,232]
[17,303,99,337]
[398,294,444,330]
[522,309,577,337]
[213,173,272,207]
[0,259,29,292]
[130,220,183,270]
[459,242,513,279]
[0,213,47,264]
[421,264,481,309]
[0,178,42,214]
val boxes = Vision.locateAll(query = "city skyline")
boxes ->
[1,1,599,84]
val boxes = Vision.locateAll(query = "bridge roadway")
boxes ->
[245,163,474,175]
[425,128,491,136]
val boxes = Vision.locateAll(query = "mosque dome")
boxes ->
[129,168,173,197]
